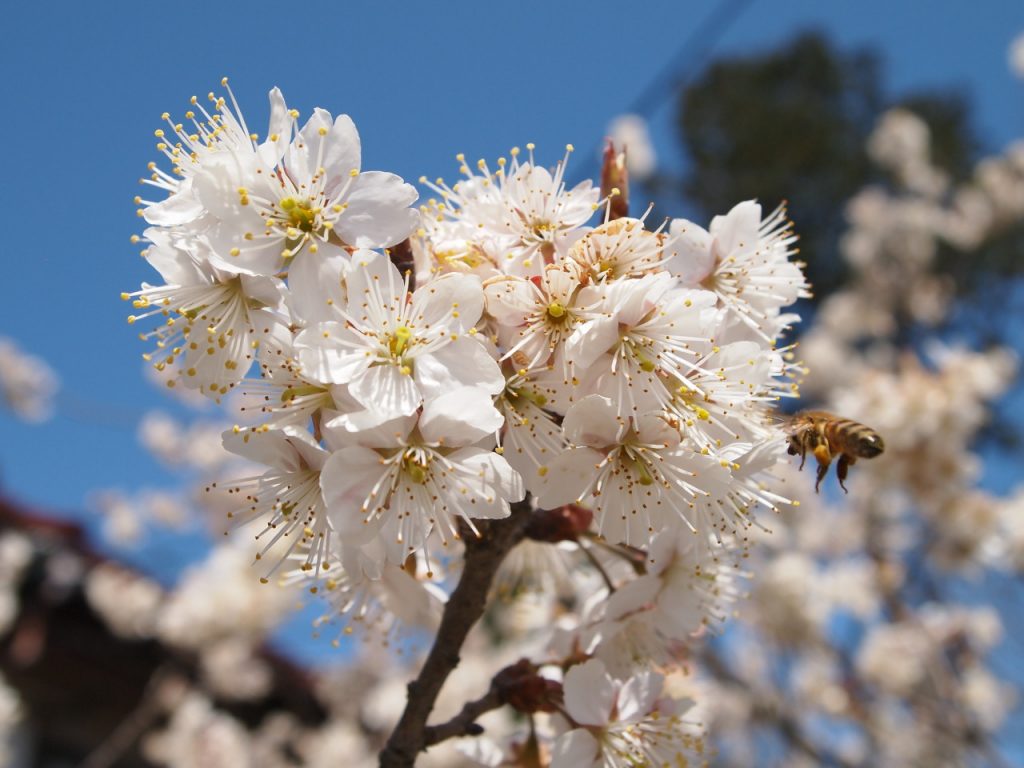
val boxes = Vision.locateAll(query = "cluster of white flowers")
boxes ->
[122,81,809,765]
[127,82,806,583]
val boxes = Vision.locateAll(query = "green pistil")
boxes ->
[635,350,657,373]
[389,326,413,357]
[546,301,567,320]
[402,453,429,484]
[628,457,655,486]
[281,384,324,403]
[280,196,317,233]
[508,387,548,408]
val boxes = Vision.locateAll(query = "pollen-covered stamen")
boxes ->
[487,265,589,371]
[222,466,332,576]
[422,142,599,274]
[594,295,726,421]
[344,266,458,373]
[592,713,705,768]
[497,369,565,482]
[237,375,334,427]
[124,276,259,396]
[569,212,669,282]
[701,202,808,340]
[357,444,486,568]
[144,82,262,197]
[283,554,434,647]
[250,172,349,261]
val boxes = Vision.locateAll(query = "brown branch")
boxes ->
[379,501,533,768]
[422,688,503,747]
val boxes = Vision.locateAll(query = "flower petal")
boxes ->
[563,659,616,726]
[419,387,503,446]
[350,363,422,418]
[335,171,419,248]
[711,200,761,257]
[562,395,624,448]
[550,730,599,768]
[665,219,714,285]
[617,669,663,722]
[535,447,604,508]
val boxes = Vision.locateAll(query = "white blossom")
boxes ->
[551,659,704,768]
[0,337,58,423]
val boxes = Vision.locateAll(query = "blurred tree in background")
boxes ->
[651,29,1024,767]
[670,31,1000,303]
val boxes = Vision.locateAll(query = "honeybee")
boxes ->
[785,411,885,493]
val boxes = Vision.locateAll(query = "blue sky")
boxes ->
[1,0,1022,664]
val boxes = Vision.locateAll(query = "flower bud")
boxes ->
[600,139,629,221]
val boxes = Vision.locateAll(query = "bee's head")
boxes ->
[858,432,884,457]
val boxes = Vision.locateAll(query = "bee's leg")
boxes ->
[837,455,857,493]
[790,437,808,470]
[813,444,832,493]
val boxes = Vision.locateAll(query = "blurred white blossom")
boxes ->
[0,337,58,423]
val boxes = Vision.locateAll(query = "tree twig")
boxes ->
[423,688,503,746]
[77,664,174,768]
[379,501,533,767]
